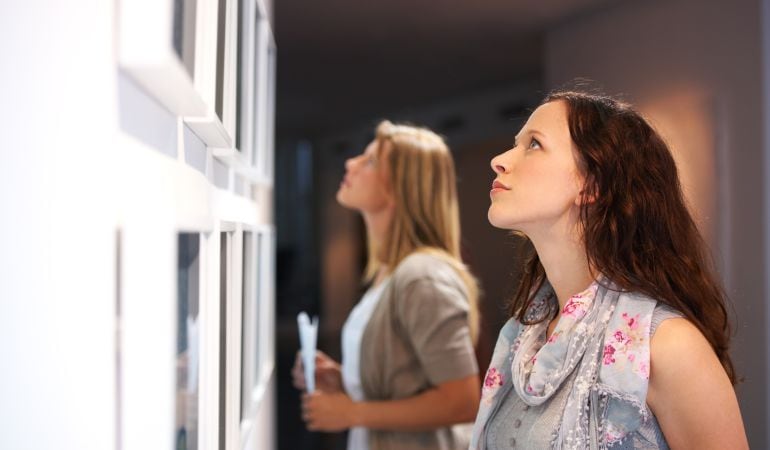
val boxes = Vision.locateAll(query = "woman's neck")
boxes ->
[528,225,595,312]
[363,206,395,287]
[363,206,394,245]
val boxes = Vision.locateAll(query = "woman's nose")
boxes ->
[491,151,510,174]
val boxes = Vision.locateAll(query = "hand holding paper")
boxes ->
[297,312,319,393]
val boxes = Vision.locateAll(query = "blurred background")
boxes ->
[273,0,770,449]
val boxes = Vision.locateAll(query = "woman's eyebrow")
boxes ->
[529,129,546,139]
[514,129,546,143]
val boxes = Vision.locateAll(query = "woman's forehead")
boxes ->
[528,101,567,129]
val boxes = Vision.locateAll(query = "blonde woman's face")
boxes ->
[336,140,394,214]
[488,100,585,234]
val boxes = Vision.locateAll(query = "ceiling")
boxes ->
[274,0,622,137]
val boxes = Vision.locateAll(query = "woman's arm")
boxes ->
[647,318,748,449]
[302,374,480,432]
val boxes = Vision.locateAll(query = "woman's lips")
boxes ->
[490,179,510,195]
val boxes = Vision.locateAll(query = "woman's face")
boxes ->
[336,140,393,214]
[488,100,585,235]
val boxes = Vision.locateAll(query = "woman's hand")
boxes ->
[291,350,344,393]
[301,391,358,432]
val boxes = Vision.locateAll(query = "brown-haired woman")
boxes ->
[292,121,481,449]
[469,91,748,449]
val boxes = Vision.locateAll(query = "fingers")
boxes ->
[315,350,337,365]
[294,350,342,393]
[291,351,306,390]
[315,353,340,372]
[301,395,309,422]
[300,393,317,429]
[292,375,306,390]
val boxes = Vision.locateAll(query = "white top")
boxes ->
[341,279,391,450]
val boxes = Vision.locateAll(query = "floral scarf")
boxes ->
[470,280,657,449]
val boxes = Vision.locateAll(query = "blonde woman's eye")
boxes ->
[528,139,541,150]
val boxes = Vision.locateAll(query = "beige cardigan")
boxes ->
[359,252,479,450]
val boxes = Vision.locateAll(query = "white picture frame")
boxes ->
[217,224,246,450]
[186,0,240,148]
[238,224,274,447]
[211,0,276,188]
[257,225,276,393]
[258,33,277,183]
[240,228,260,419]
[212,0,259,173]
[117,133,215,450]
[250,11,276,183]
[118,0,207,116]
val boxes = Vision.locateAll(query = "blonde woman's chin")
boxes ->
[335,187,348,206]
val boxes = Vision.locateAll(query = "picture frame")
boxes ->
[176,232,202,450]
[237,224,274,446]
[240,228,261,421]
[218,224,246,450]
[117,134,215,450]
[256,225,276,393]
[213,0,261,173]
[251,11,276,182]
[118,0,207,116]
[186,0,239,148]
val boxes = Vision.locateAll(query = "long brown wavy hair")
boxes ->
[510,90,736,384]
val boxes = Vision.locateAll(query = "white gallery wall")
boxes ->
[0,1,276,449]
[545,0,767,446]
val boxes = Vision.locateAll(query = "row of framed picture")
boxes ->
[118,227,275,450]
[116,132,275,450]
[119,0,275,182]
[175,227,275,450]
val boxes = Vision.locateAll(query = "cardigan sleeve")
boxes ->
[395,277,479,386]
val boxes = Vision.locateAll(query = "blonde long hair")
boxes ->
[365,120,479,342]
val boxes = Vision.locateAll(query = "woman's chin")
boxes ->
[487,207,510,230]
[335,189,347,205]
[336,192,357,211]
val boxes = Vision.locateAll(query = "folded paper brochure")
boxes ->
[297,312,318,393]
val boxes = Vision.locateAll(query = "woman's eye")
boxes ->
[528,139,541,150]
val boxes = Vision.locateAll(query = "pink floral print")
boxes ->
[561,284,598,320]
[605,422,627,445]
[603,344,616,365]
[481,367,504,405]
[484,367,503,389]
[547,331,561,343]
[601,311,651,378]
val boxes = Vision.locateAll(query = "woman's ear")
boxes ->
[575,179,598,206]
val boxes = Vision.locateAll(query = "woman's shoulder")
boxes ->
[616,289,685,334]
[390,250,464,286]
[650,302,684,336]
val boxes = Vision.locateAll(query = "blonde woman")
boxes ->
[292,121,481,450]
